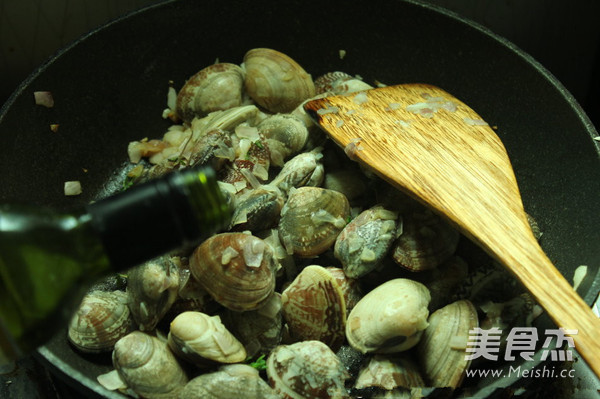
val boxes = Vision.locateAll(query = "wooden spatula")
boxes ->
[304,83,600,378]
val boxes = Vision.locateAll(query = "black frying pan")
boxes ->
[1,0,599,397]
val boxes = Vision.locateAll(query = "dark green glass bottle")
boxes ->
[0,167,231,366]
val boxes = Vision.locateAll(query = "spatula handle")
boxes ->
[495,236,600,378]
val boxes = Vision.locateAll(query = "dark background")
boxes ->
[2,0,599,127]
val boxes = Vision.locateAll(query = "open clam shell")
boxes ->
[346,279,431,354]
[416,299,478,388]
[281,265,346,350]
[266,340,349,399]
[189,232,278,311]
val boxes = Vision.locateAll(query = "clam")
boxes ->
[479,293,543,341]
[391,209,460,272]
[112,331,188,399]
[334,205,399,278]
[270,149,324,195]
[422,256,469,312]
[185,128,234,170]
[257,113,309,166]
[176,63,245,122]
[127,256,180,331]
[179,364,279,399]
[278,187,350,257]
[281,265,346,350]
[189,232,278,311]
[232,124,271,181]
[222,293,284,358]
[416,300,478,388]
[68,290,134,353]
[266,340,349,399]
[314,71,373,95]
[229,186,284,231]
[325,266,362,313]
[167,311,246,367]
[323,169,369,202]
[243,48,315,113]
[354,355,425,391]
[346,279,430,354]
[192,104,264,138]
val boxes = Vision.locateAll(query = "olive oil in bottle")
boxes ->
[0,166,231,366]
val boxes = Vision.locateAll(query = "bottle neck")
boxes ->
[87,167,230,270]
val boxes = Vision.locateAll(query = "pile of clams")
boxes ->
[68,48,544,398]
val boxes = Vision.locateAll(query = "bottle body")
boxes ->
[0,166,231,365]
[0,207,110,363]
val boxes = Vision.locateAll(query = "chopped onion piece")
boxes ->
[235,125,260,141]
[352,92,368,105]
[463,117,488,126]
[64,181,82,196]
[97,370,127,391]
[34,91,54,108]
[339,49,346,59]
[243,238,265,268]
[317,105,339,115]
[166,86,177,110]
[221,246,240,264]
[450,335,469,350]
[344,138,364,160]
[240,167,262,190]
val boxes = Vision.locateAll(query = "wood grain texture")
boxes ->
[304,84,600,378]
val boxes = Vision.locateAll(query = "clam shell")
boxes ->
[271,150,324,195]
[176,63,245,122]
[257,114,309,166]
[314,72,373,95]
[346,279,431,354]
[179,364,279,399]
[68,290,133,353]
[392,210,460,272]
[230,186,284,231]
[281,265,346,350]
[278,187,350,257]
[422,256,469,312]
[167,311,246,367]
[222,293,284,358]
[415,299,478,388]
[113,331,188,399]
[334,205,398,278]
[266,340,349,399]
[127,256,180,331]
[325,266,362,313]
[354,355,425,390]
[243,48,315,113]
[189,232,278,311]
[323,169,368,202]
